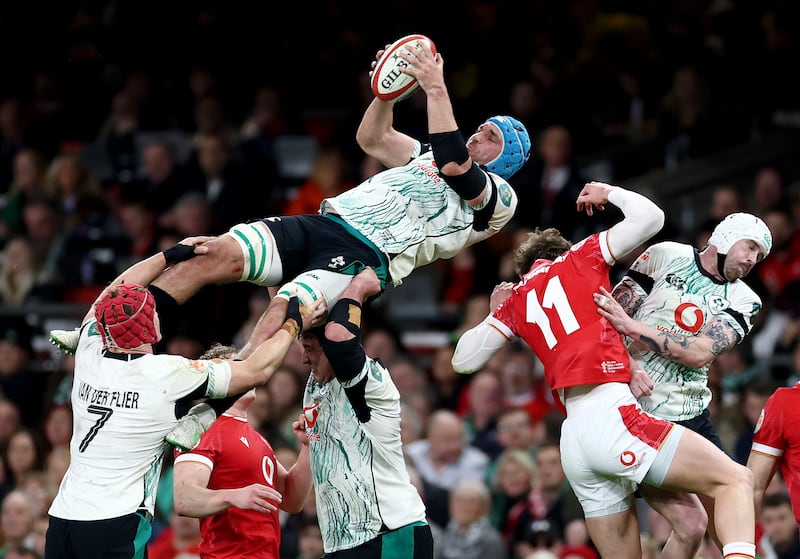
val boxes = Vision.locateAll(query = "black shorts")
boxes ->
[45,512,152,559]
[262,214,390,286]
[676,407,724,451]
[323,522,433,559]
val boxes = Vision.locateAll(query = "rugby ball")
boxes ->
[370,34,436,103]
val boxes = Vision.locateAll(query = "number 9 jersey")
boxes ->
[489,232,632,409]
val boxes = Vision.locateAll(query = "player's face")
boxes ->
[465,123,503,165]
[722,239,765,281]
[301,337,334,383]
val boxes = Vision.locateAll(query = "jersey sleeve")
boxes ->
[140,356,232,401]
[751,390,787,458]
[465,176,518,245]
[340,357,402,442]
[723,288,762,341]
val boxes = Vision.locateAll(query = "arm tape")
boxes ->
[444,162,488,201]
[430,130,469,166]
[320,336,366,384]
[327,298,362,337]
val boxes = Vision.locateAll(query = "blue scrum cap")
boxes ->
[484,116,531,180]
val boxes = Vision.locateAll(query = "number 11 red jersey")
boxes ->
[490,232,632,405]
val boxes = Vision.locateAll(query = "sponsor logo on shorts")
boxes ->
[620,450,636,466]
[329,256,345,269]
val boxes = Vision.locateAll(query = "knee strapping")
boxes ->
[226,222,283,285]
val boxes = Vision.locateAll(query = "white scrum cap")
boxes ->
[708,212,772,257]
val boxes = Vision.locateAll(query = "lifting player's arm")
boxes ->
[595,289,741,369]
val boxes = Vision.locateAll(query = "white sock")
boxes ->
[722,542,755,558]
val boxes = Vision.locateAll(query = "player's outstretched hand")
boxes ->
[229,483,282,514]
[490,282,514,312]
[576,181,615,216]
[594,286,635,336]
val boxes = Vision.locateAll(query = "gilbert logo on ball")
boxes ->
[371,34,436,103]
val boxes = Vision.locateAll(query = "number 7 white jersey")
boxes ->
[49,319,225,521]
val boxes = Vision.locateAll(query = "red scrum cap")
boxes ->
[95,283,158,349]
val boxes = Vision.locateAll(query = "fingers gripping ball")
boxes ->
[370,34,437,103]
[95,283,158,349]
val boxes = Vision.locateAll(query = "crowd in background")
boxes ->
[1,1,800,558]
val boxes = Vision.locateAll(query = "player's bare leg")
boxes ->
[150,235,245,303]
[639,485,707,559]
[658,429,754,556]
[584,509,643,559]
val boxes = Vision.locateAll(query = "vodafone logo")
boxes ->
[620,450,636,466]
[674,303,704,333]
[303,405,319,429]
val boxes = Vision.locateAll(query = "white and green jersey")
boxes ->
[303,357,426,553]
[49,319,230,521]
[624,241,762,421]
[321,147,517,285]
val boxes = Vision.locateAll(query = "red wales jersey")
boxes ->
[491,232,632,404]
[751,383,800,523]
[174,414,280,558]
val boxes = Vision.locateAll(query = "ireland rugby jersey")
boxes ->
[49,319,233,521]
[624,241,762,421]
[321,148,517,285]
[302,357,426,553]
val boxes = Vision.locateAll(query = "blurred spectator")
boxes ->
[0,399,21,447]
[134,139,189,215]
[0,237,51,306]
[231,289,271,349]
[295,514,324,559]
[2,428,46,489]
[513,124,590,240]
[146,511,201,559]
[499,342,558,427]
[42,446,69,508]
[428,345,469,412]
[462,370,503,460]
[438,480,506,559]
[283,146,354,216]
[753,166,791,215]
[659,64,716,170]
[165,192,213,238]
[0,98,27,195]
[507,444,584,557]
[1,149,48,239]
[733,378,781,465]
[488,408,538,481]
[362,327,403,364]
[43,153,105,236]
[97,91,141,184]
[489,449,537,536]
[184,132,250,234]
[708,184,745,222]
[387,356,428,396]
[758,208,800,305]
[20,198,66,287]
[0,320,47,428]
[116,197,160,261]
[261,367,305,451]
[405,410,489,494]
[759,493,800,559]
[0,490,36,555]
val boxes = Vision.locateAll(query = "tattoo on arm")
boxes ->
[702,318,738,356]
[638,331,691,360]
[612,280,643,316]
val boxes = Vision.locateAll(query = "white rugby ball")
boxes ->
[370,34,436,103]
